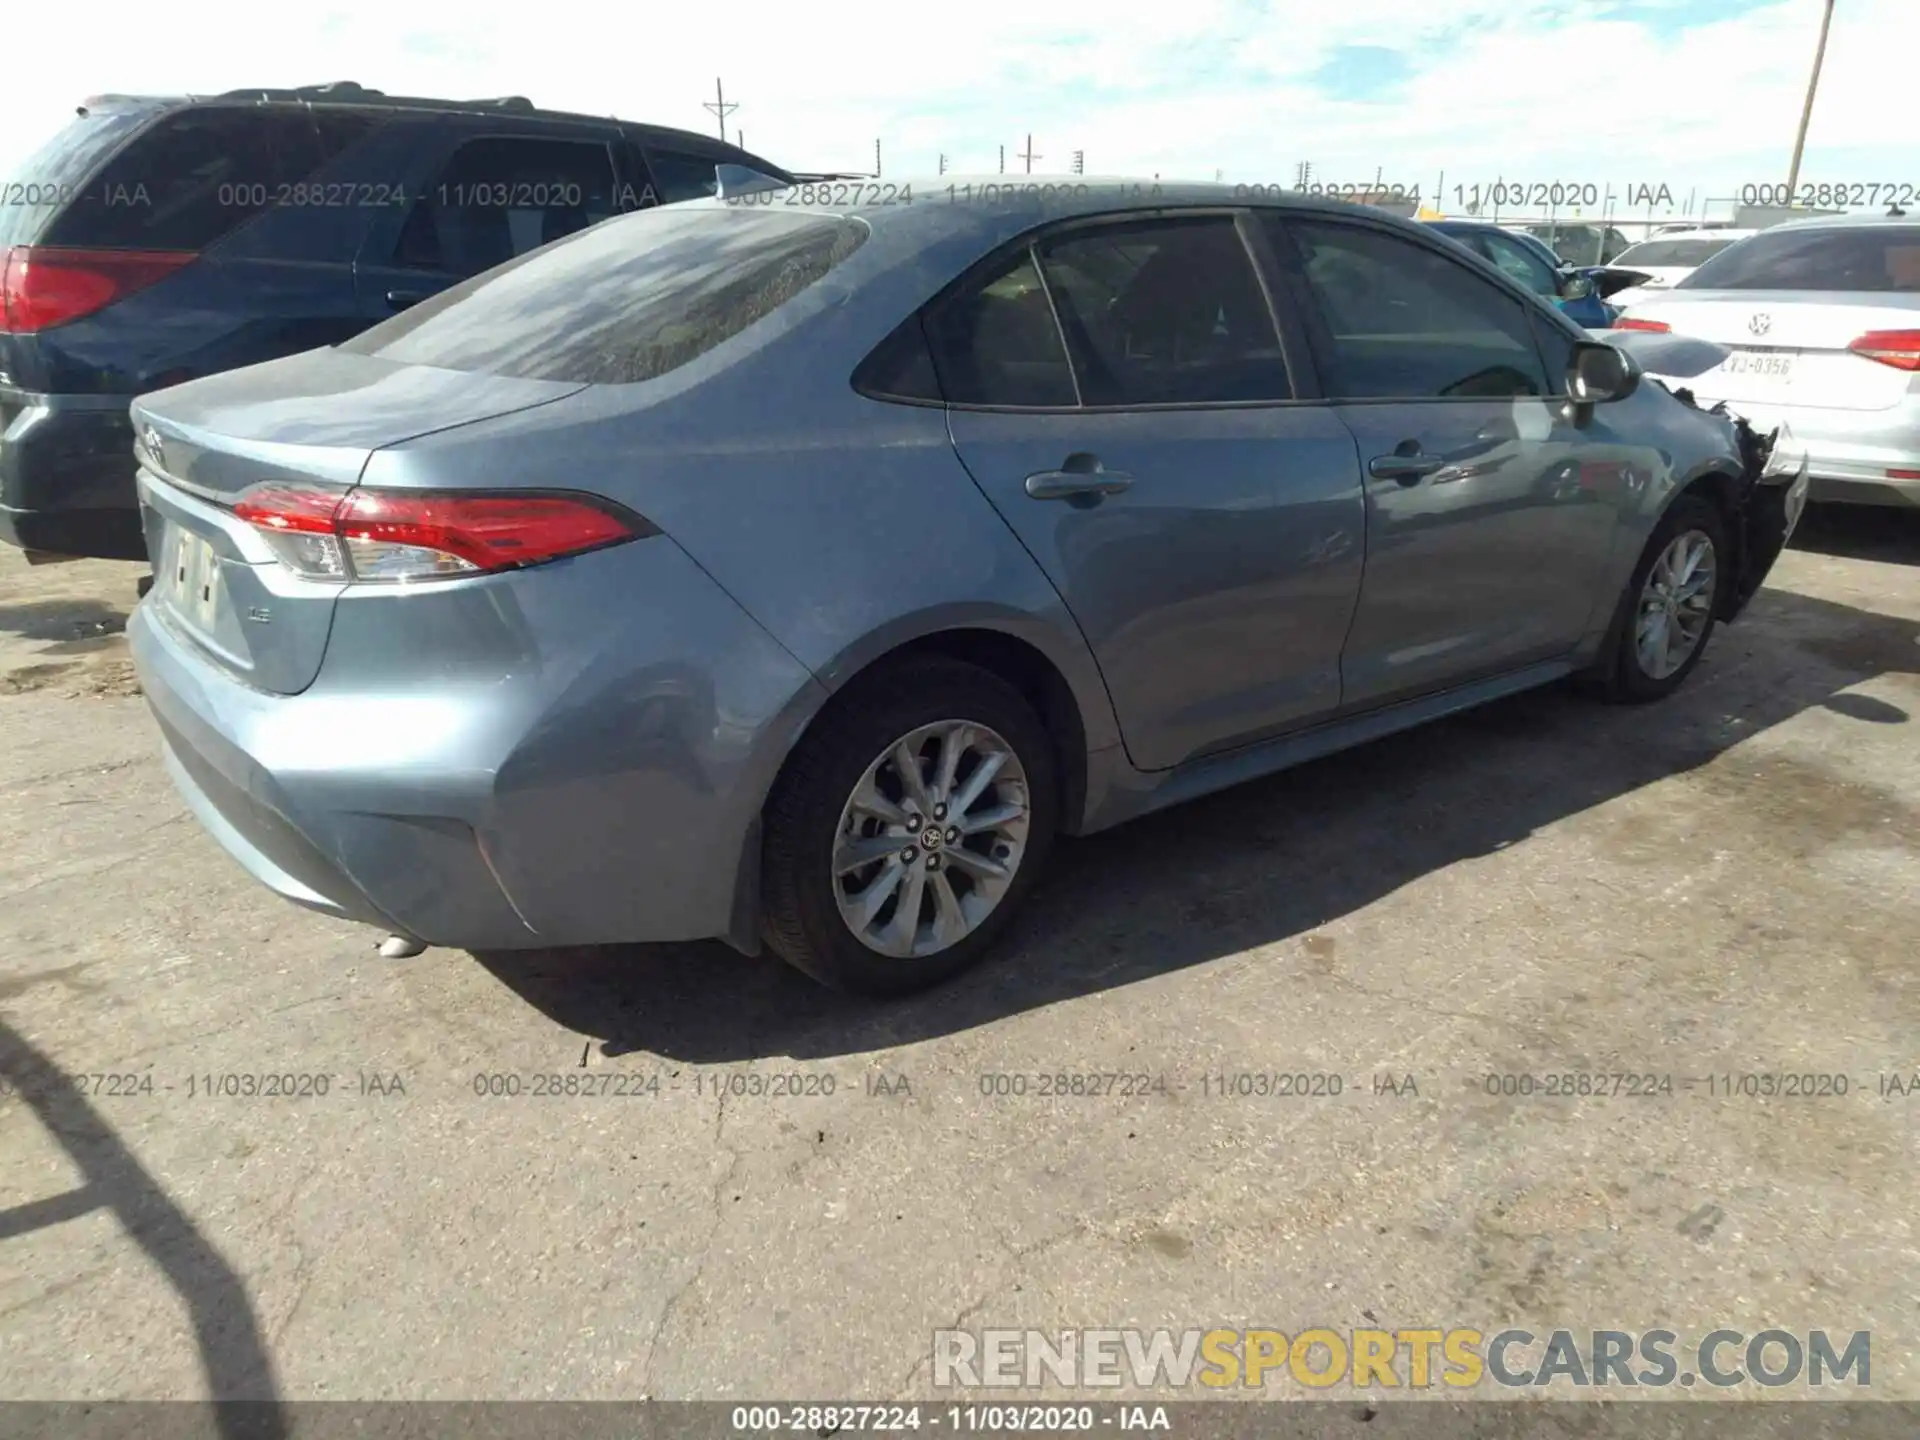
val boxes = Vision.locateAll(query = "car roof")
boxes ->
[82,83,754,153]
[1762,211,1920,233]
[1621,229,1759,242]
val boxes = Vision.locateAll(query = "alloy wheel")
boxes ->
[1635,529,1717,680]
[831,720,1032,959]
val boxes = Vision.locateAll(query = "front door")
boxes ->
[1269,215,1618,709]
[930,213,1367,772]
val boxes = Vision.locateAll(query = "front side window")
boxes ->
[393,136,621,278]
[1279,219,1551,400]
[1036,216,1291,405]
[342,206,867,384]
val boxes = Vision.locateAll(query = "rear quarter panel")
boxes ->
[361,215,1126,769]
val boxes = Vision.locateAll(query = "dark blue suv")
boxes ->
[0,82,795,559]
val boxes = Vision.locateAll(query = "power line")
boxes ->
[702,78,738,144]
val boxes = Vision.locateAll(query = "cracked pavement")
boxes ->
[1,509,1919,1401]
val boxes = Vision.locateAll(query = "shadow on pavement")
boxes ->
[0,1021,286,1437]
[1790,501,1920,566]
[473,584,1919,1065]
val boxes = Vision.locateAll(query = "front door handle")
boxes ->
[1368,453,1445,484]
[385,289,431,310]
[1025,461,1134,501]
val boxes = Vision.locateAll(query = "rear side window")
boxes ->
[42,107,380,252]
[393,136,623,278]
[0,107,153,249]
[923,251,1077,407]
[1478,232,1559,298]
[1678,227,1920,292]
[1037,216,1291,404]
[341,206,867,383]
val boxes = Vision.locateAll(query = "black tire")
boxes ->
[1587,494,1729,703]
[760,655,1059,995]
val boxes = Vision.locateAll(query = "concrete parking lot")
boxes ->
[1,508,1918,1405]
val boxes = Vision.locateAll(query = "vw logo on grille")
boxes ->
[1748,313,1772,337]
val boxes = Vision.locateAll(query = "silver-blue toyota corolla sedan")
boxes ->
[125,179,1808,994]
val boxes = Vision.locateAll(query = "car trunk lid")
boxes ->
[134,347,585,694]
[1619,292,1920,411]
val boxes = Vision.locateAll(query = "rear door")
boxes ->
[353,125,637,315]
[1269,214,1620,709]
[931,211,1366,772]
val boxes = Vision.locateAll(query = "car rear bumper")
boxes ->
[127,539,830,952]
[1689,395,1920,507]
[0,388,146,558]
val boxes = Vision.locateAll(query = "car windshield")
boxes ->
[339,206,869,383]
[1612,238,1738,268]
[1678,226,1920,292]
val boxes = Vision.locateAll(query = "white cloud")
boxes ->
[1,0,1913,219]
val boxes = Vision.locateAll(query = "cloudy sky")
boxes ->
[2,0,1911,220]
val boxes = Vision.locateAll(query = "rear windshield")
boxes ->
[1612,238,1738,268]
[339,206,869,384]
[0,106,153,250]
[1679,227,1920,292]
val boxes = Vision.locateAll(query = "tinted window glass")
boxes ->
[43,106,374,251]
[0,106,152,249]
[924,251,1076,407]
[1282,220,1550,400]
[1037,216,1290,405]
[853,316,943,403]
[1678,227,1920,292]
[1480,232,1558,296]
[394,136,621,277]
[342,207,867,383]
[1612,238,1738,268]
[646,149,722,204]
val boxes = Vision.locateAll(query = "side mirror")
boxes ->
[1559,271,1594,301]
[1567,340,1640,409]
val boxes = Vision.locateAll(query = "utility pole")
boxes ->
[1294,160,1313,189]
[1785,0,1836,198]
[702,78,738,144]
[1018,134,1040,173]
[1072,150,1084,174]
[938,153,948,175]
[999,145,1005,174]
[874,139,882,178]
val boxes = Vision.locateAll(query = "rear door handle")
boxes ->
[1025,467,1134,501]
[1368,453,1445,484]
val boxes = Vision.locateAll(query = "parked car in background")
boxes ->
[126,182,1804,994]
[1426,219,1616,327]
[1602,229,1759,309]
[0,82,795,560]
[1614,214,1920,508]
[1525,222,1633,266]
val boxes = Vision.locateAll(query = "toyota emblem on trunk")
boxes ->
[1748,313,1772,336]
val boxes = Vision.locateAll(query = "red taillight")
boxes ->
[232,485,648,583]
[0,245,197,333]
[1848,329,1920,371]
[1613,316,1671,333]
